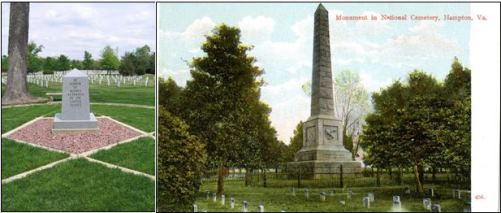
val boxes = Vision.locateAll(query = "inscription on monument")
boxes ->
[68,79,84,107]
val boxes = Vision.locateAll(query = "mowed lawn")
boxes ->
[196,180,467,212]
[1,139,69,179]
[2,79,154,106]
[1,158,154,211]
[90,137,155,175]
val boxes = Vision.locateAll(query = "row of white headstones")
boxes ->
[193,188,469,212]
[1,70,152,88]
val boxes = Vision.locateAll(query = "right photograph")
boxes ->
[158,3,473,212]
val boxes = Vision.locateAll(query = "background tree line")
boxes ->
[1,41,154,75]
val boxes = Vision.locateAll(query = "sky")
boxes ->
[160,3,471,143]
[1,3,155,60]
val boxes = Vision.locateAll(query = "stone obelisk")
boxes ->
[288,4,361,177]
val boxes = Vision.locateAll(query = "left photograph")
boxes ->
[1,2,155,211]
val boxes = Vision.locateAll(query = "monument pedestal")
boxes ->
[52,113,98,133]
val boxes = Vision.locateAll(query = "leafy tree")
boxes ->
[285,121,304,162]
[1,55,8,72]
[43,57,57,71]
[2,2,43,105]
[119,52,136,76]
[158,107,207,212]
[147,52,155,74]
[27,41,43,72]
[99,45,120,72]
[183,24,265,196]
[56,54,71,70]
[159,77,184,115]
[82,51,94,70]
[70,59,83,69]
[119,45,154,75]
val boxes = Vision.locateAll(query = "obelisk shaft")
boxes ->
[310,4,334,116]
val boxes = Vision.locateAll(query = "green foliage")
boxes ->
[82,51,94,70]
[159,77,184,115]
[285,121,304,162]
[360,58,471,191]
[56,54,71,70]
[1,55,8,72]
[99,45,120,70]
[119,45,154,76]
[43,56,57,71]
[70,59,83,69]
[42,70,54,74]
[158,107,207,212]
[27,41,44,72]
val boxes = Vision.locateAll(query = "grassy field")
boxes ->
[1,158,155,211]
[1,103,154,133]
[196,180,468,212]
[1,139,69,179]
[90,137,155,175]
[2,80,154,106]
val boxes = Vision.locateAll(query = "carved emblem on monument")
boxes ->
[325,126,338,141]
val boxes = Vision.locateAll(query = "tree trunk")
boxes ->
[418,164,425,185]
[262,168,267,188]
[339,165,344,188]
[2,3,43,105]
[397,167,402,185]
[217,163,225,196]
[413,165,424,194]
[376,168,381,187]
[431,167,437,185]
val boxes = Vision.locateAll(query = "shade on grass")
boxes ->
[1,139,69,179]
[1,158,155,211]
[1,104,154,133]
[1,104,59,133]
[90,137,155,175]
[195,181,466,212]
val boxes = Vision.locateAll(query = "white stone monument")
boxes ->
[53,69,97,132]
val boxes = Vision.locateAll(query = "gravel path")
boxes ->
[7,118,143,154]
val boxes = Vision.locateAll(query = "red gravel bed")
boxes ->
[7,118,143,154]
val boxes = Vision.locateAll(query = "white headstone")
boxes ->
[242,201,248,212]
[423,198,432,210]
[221,194,225,205]
[431,204,441,212]
[363,196,370,208]
[392,196,401,210]
[192,204,198,212]
[257,204,264,212]
[368,192,374,202]
[230,197,235,209]
[320,192,326,201]
[53,69,97,131]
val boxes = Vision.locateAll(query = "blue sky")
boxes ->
[2,3,155,60]
[161,3,471,143]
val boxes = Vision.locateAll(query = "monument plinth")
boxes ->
[52,69,98,133]
[288,4,362,176]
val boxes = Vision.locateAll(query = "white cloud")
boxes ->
[238,16,275,43]
[182,17,215,41]
[2,3,155,59]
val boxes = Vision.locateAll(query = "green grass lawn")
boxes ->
[1,158,155,211]
[1,104,154,133]
[196,181,467,212]
[2,80,154,106]
[91,104,154,132]
[1,139,69,179]
[1,104,59,133]
[90,137,155,175]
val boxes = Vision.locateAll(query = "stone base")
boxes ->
[52,113,98,132]
[295,147,353,161]
[287,160,362,178]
